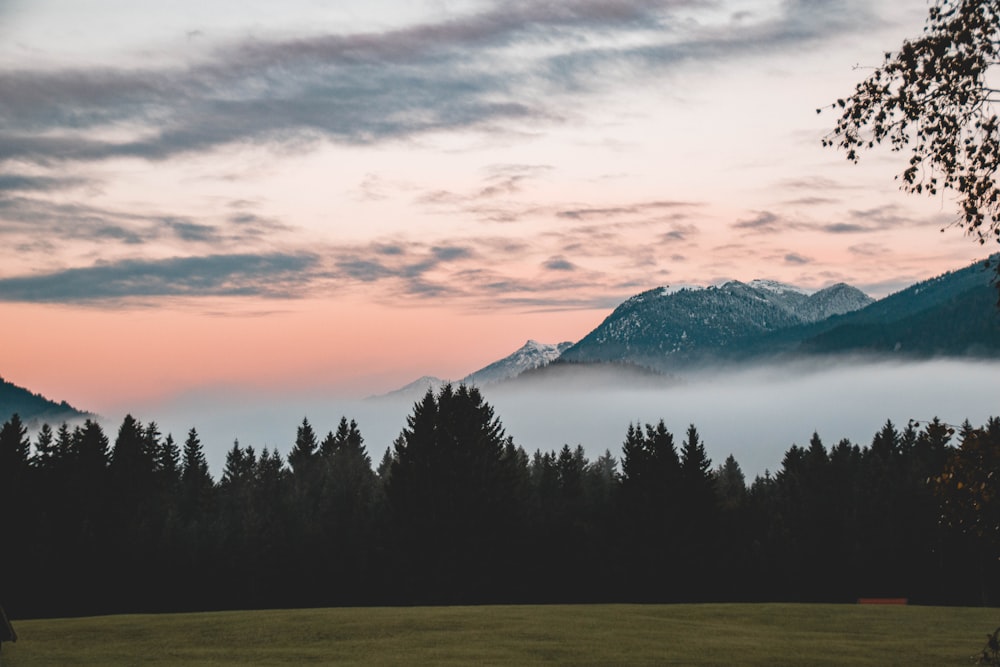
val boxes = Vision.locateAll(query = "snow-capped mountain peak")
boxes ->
[747,279,809,296]
[463,339,574,386]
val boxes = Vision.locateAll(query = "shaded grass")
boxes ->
[2,603,997,665]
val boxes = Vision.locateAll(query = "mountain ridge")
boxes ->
[0,376,93,426]
[380,257,999,396]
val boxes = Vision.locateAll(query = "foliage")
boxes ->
[824,0,1000,248]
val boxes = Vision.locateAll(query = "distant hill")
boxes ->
[0,376,92,426]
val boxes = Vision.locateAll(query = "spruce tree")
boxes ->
[386,384,520,603]
[714,455,746,510]
[677,424,717,598]
[288,417,318,476]
[0,414,30,480]
[32,423,55,469]
[180,427,214,519]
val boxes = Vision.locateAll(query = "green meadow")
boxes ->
[2,603,997,665]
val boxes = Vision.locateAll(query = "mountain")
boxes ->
[793,258,1000,357]
[463,340,573,386]
[0,376,92,425]
[373,375,446,401]
[559,279,873,367]
[561,257,999,369]
[380,257,998,397]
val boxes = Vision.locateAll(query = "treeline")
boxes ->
[0,383,998,618]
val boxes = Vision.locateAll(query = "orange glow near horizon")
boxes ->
[0,298,609,413]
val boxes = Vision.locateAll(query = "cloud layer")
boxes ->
[0,0,949,312]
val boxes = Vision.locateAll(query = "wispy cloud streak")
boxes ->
[0,253,322,303]
[0,0,880,164]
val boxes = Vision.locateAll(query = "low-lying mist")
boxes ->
[124,357,1000,479]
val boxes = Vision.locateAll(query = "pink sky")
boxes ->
[0,0,993,415]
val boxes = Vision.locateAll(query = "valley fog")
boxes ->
[127,358,1000,479]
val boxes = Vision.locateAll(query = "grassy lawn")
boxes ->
[2,603,997,665]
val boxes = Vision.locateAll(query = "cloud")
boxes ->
[557,200,698,221]
[331,241,477,296]
[0,253,321,303]
[732,210,785,233]
[543,256,577,271]
[477,164,553,198]
[819,222,870,234]
[0,0,882,165]
[659,223,699,243]
[784,252,812,265]
[431,245,474,262]
[416,165,554,224]
[779,176,857,191]
[812,205,931,235]
[784,196,840,206]
[732,207,917,237]
[848,243,889,256]
[0,173,87,192]
[0,194,291,253]
[334,257,395,283]
[164,218,221,243]
[845,205,914,230]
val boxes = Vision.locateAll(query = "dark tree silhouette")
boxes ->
[932,417,1000,604]
[385,384,522,603]
[618,420,683,599]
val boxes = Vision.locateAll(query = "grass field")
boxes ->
[1,603,997,665]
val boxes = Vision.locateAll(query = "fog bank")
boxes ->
[116,358,1000,479]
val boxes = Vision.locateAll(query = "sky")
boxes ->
[0,0,995,449]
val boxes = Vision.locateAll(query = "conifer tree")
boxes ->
[387,384,520,603]
[32,423,55,469]
[110,414,156,507]
[155,432,181,491]
[53,422,74,469]
[714,454,746,510]
[72,419,110,474]
[618,420,684,599]
[0,414,30,479]
[288,417,318,476]
[180,427,214,519]
[677,424,717,597]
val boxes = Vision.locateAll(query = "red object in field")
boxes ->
[857,598,908,605]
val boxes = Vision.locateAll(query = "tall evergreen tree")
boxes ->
[180,428,214,519]
[0,414,32,612]
[618,420,683,600]
[677,424,717,598]
[72,419,110,476]
[155,432,181,488]
[714,454,746,511]
[32,423,55,470]
[386,384,521,603]
[0,414,30,480]
[110,415,157,505]
[288,417,318,476]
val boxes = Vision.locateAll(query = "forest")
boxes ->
[0,383,998,619]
